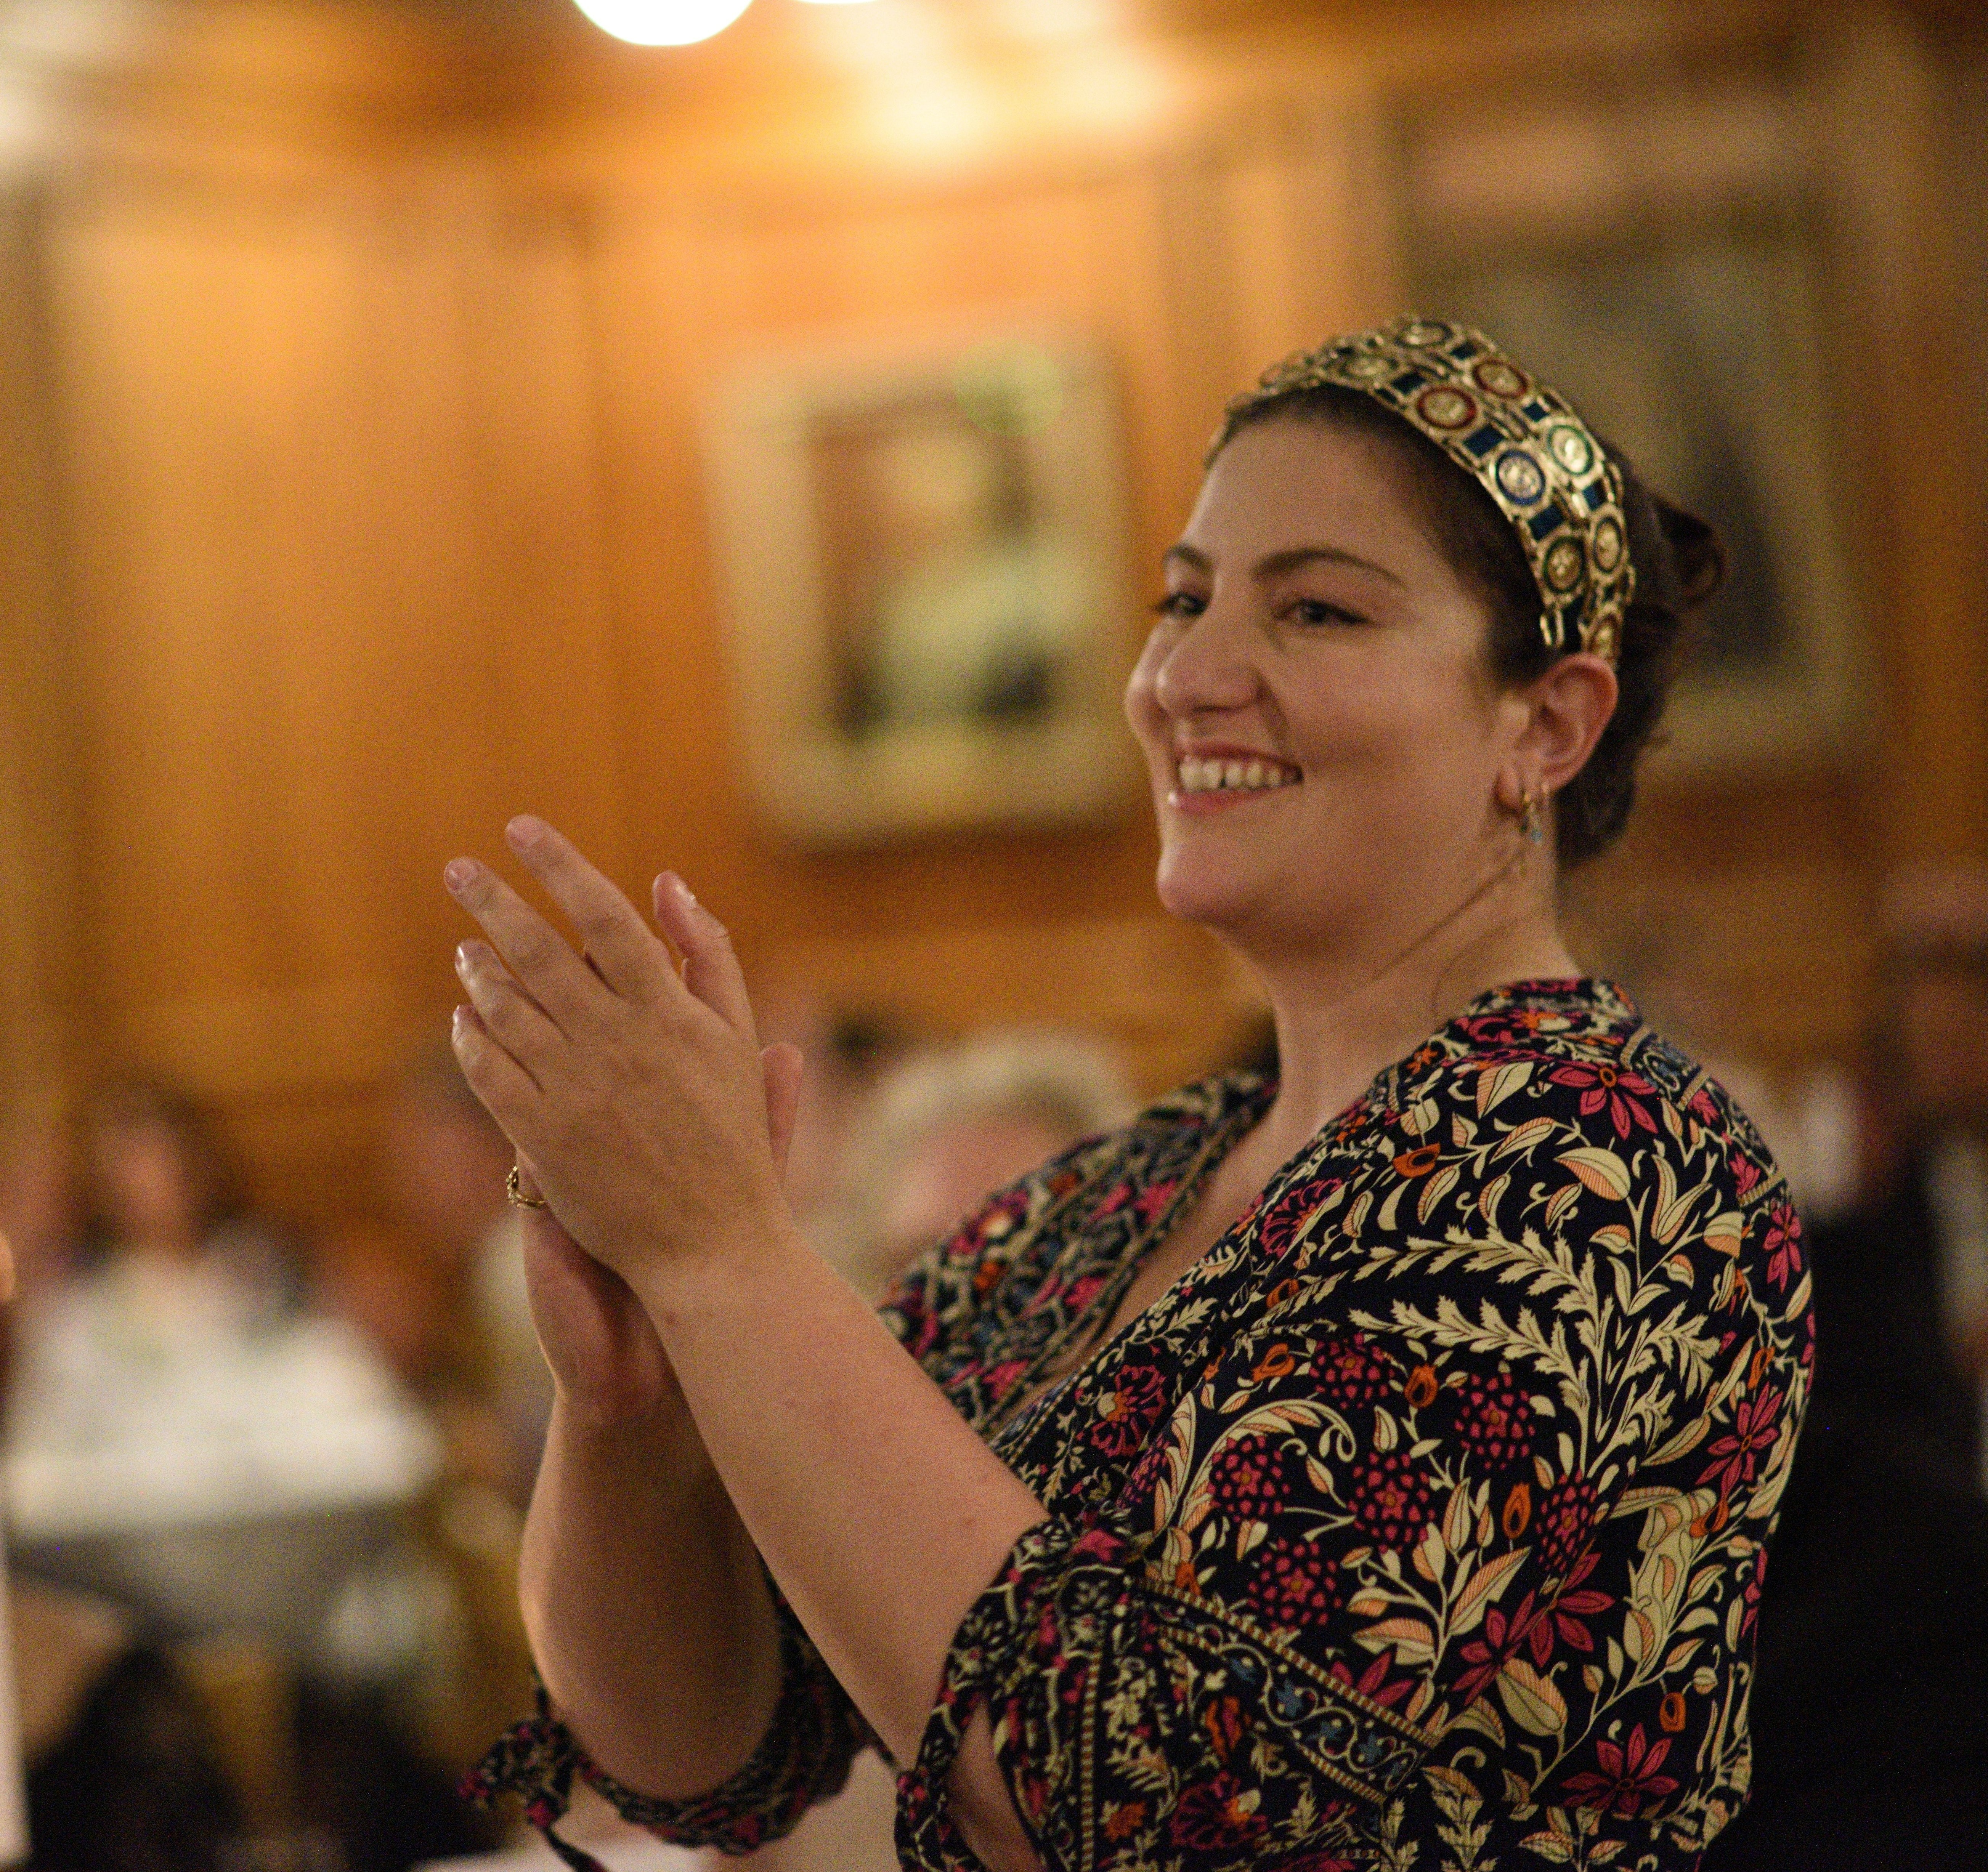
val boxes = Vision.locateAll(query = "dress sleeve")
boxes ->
[896,1064,1754,1871]
[464,1594,874,1867]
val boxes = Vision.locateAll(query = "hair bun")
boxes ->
[1649,491,1725,614]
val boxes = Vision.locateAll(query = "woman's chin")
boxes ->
[1154,862,1261,933]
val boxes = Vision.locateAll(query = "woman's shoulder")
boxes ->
[1394,976,1783,1197]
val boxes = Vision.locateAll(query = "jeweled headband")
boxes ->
[1213,316,1634,664]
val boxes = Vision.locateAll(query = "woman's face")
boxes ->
[1125,417,1531,966]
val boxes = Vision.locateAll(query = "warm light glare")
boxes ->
[796,1,886,6]
[572,0,755,45]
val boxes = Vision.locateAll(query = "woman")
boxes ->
[452,318,1810,1872]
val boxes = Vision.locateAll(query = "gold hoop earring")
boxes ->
[1518,787,1546,846]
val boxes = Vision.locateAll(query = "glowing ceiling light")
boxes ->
[572,0,756,45]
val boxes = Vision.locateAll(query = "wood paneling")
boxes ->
[0,0,1980,1224]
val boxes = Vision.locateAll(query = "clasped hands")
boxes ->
[445,816,805,1355]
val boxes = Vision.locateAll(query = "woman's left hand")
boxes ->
[444,815,789,1290]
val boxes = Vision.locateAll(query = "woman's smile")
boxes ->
[1169,742,1304,814]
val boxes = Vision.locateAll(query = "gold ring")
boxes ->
[506,1165,549,1210]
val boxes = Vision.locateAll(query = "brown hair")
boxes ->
[1216,383,1724,867]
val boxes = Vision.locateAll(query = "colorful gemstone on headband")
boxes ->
[1495,450,1547,503]
[1218,317,1633,665]
[1544,537,1587,591]
[1415,386,1477,430]
[1548,426,1595,474]
[1472,359,1531,399]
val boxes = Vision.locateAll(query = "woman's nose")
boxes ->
[1152,606,1261,719]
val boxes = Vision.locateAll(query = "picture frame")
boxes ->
[1393,84,1868,771]
[703,330,1140,847]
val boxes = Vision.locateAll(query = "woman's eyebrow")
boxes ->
[1161,542,1405,588]
[1256,544,1405,587]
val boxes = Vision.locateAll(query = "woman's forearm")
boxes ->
[520,1392,783,1798]
[635,1225,1049,1773]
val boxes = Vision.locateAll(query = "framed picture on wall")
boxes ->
[1394,84,1867,771]
[704,332,1140,847]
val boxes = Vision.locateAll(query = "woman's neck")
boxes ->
[1245,892,1578,1160]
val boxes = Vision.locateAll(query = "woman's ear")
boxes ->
[1516,652,1619,796]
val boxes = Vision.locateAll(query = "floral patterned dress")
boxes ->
[470,979,1812,1872]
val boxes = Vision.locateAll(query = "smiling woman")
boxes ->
[451,318,1807,1872]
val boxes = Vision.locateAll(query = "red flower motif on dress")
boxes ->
[1454,1551,1612,1702]
[1245,1533,1341,1630]
[1087,1362,1171,1457]
[1210,1435,1305,1519]
[1258,1178,1340,1260]
[1314,1333,1396,1412]
[1698,1384,1784,1503]
[1168,1773,1267,1849]
[1327,1648,1414,1710]
[1453,1595,1544,1704]
[1453,1367,1537,1475]
[1557,1725,1682,1817]
[1134,1178,1179,1223]
[1536,1471,1601,1576]
[1762,1202,1804,1292]
[1739,1547,1768,1639]
[1549,1061,1659,1140]
[1348,1451,1433,1548]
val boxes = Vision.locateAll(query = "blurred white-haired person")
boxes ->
[825,1032,1135,1302]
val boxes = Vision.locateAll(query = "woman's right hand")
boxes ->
[520,1042,805,1431]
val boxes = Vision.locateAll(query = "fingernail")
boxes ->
[507,815,546,851]
[444,859,475,893]
[451,1004,470,1034]
[672,873,698,910]
[455,941,477,977]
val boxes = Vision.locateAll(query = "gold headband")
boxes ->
[1215,316,1633,664]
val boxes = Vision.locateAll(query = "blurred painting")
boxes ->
[1397,78,1866,771]
[1417,240,1864,766]
[706,335,1137,846]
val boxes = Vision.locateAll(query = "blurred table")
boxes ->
[5,1314,439,1654]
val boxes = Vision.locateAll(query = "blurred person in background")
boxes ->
[1716,865,1988,1872]
[753,992,915,1244]
[0,1113,242,1872]
[0,1093,82,1311]
[4,1078,481,1872]
[6,1077,303,1465]
[320,1043,552,1505]
[452,318,1807,1872]
[741,1031,1132,1872]
[823,1031,1134,1300]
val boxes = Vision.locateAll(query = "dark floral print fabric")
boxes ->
[472,980,1810,1872]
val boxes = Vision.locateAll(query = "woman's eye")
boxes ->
[1289,599,1365,627]
[1152,592,1205,620]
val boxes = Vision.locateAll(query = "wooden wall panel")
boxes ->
[38,171,634,1218]
[0,188,79,1117]
[0,0,1981,1226]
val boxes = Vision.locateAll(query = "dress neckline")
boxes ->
[985,976,1633,1443]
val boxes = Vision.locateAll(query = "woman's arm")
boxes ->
[520,1378,781,1798]
[448,821,1049,1866]
[502,1050,825,1811]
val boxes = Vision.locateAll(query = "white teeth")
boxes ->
[1175,755,1298,794]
